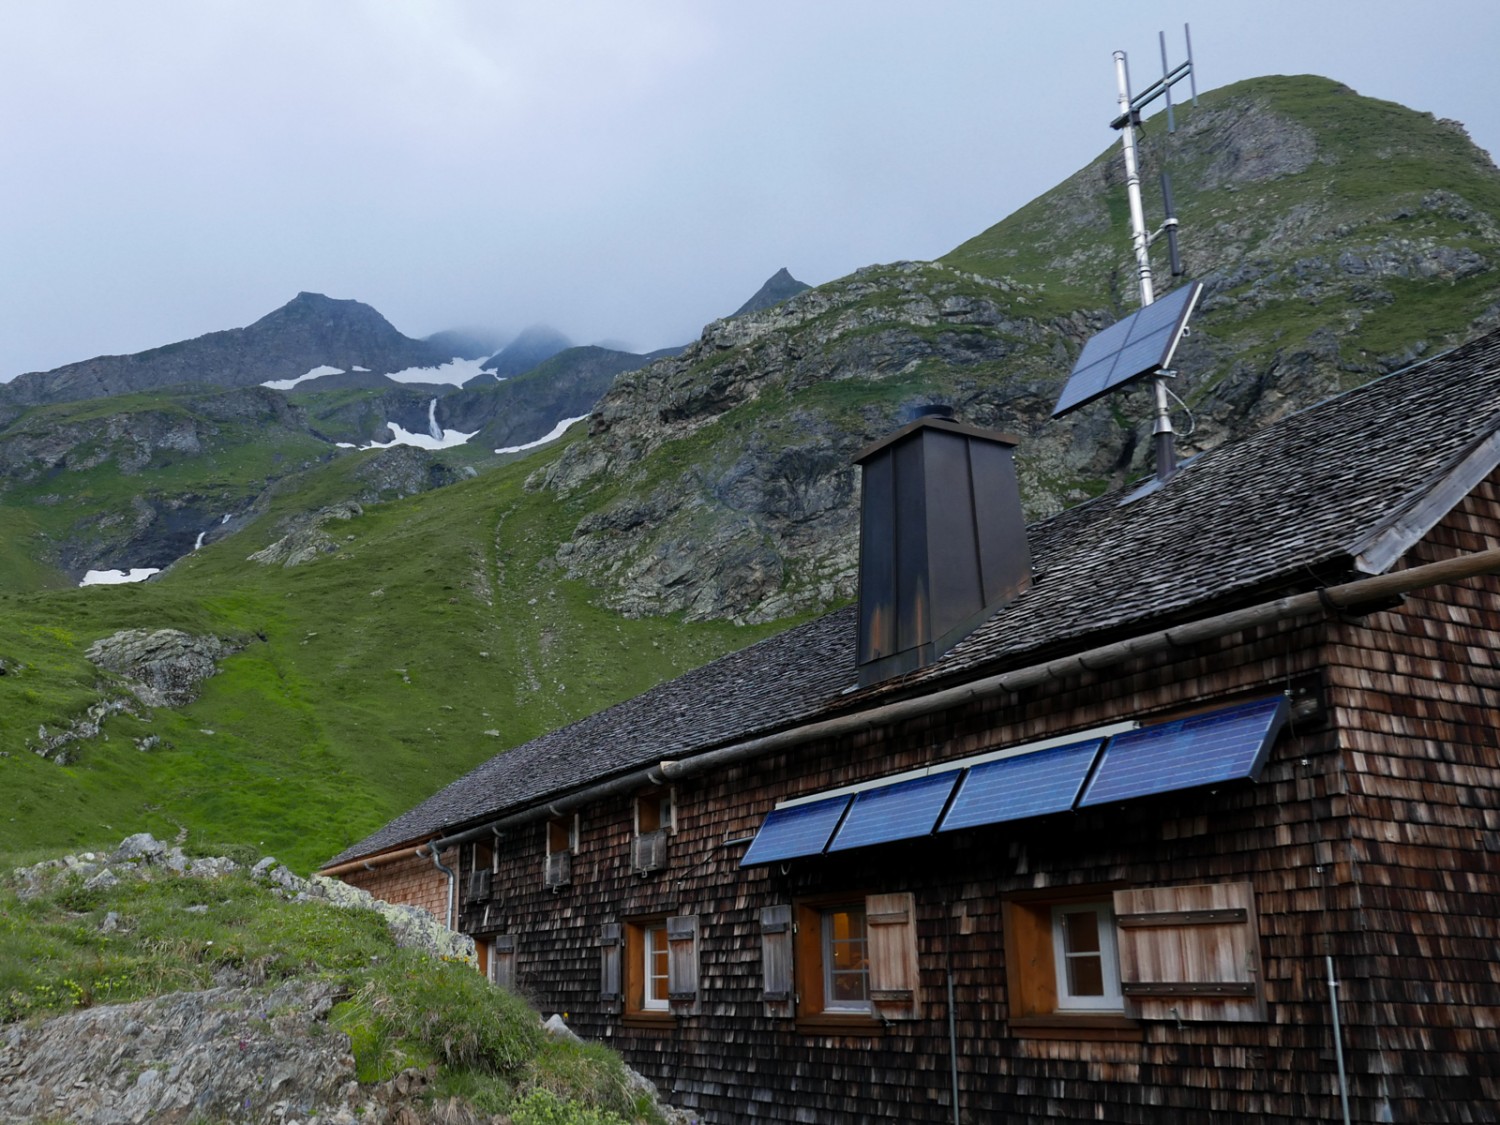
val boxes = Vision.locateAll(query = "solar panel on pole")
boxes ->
[1051,280,1202,418]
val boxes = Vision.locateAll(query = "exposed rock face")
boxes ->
[732,267,812,317]
[1,836,478,1125]
[86,628,243,708]
[2,836,691,1125]
[0,386,329,576]
[539,262,1077,622]
[1,293,454,409]
[248,503,364,568]
[0,980,357,1125]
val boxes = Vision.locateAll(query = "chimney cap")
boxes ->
[853,415,1021,465]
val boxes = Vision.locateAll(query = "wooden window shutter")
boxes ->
[759,904,795,1018]
[492,934,517,991]
[866,891,921,1020]
[600,923,623,1009]
[666,914,700,1015]
[1112,882,1266,1022]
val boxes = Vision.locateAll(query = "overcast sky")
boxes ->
[4,1,1499,380]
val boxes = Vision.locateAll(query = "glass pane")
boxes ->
[823,906,870,1008]
[647,926,669,1002]
[1062,909,1100,955]
[1067,953,1105,997]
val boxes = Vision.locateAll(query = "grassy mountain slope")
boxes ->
[0,435,788,870]
[3,75,1498,870]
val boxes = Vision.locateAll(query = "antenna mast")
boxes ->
[1110,27,1196,480]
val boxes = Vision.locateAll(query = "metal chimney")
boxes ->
[854,410,1032,688]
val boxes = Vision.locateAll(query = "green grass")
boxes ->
[0,859,659,1122]
[0,435,785,872]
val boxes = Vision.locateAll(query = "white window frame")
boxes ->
[820,905,872,1014]
[642,921,670,1011]
[1050,901,1123,1012]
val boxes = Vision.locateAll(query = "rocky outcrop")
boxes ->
[2,836,694,1125]
[248,503,363,568]
[86,629,244,708]
[1,835,478,1125]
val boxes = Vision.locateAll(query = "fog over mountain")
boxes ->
[2,2,1499,381]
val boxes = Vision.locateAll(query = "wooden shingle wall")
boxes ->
[1323,474,1500,1122]
[340,846,453,925]
[351,477,1500,1123]
[442,615,1393,1124]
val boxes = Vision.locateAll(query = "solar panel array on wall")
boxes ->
[739,696,1290,866]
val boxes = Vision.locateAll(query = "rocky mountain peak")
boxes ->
[732,267,812,317]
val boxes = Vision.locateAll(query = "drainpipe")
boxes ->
[424,841,457,931]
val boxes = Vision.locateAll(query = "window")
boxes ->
[544,814,576,889]
[1003,881,1265,1034]
[782,892,920,1029]
[635,789,674,834]
[468,840,494,901]
[604,914,700,1021]
[1051,902,1122,1011]
[821,905,871,1012]
[641,921,670,1011]
[632,789,674,874]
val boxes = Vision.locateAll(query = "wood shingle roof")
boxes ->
[329,328,1500,866]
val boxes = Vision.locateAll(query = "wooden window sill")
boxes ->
[621,1012,676,1030]
[794,1014,886,1038]
[1009,1014,1142,1042]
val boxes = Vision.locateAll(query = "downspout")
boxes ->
[424,840,457,931]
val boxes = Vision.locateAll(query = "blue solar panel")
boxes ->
[740,794,852,867]
[1052,281,1202,418]
[936,738,1106,833]
[1077,696,1289,808]
[827,773,961,852]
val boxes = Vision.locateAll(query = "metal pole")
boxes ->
[1113,51,1155,307]
[1326,954,1353,1125]
[1114,50,1176,480]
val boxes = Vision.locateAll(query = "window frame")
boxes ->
[640,920,670,1012]
[619,913,699,1024]
[788,891,920,1033]
[1049,900,1124,1012]
[1001,884,1140,1040]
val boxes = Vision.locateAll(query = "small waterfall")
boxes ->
[194,532,206,551]
[427,398,442,440]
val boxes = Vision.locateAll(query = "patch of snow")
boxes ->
[384,356,490,388]
[361,422,478,451]
[261,364,343,391]
[80,568,160,586]
[495,414,589,455]
[352,365,370,372]
[335,441,357,448]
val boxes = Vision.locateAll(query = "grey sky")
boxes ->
[3,1,1498,380]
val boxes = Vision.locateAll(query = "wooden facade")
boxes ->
[329,334,1500,1123]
